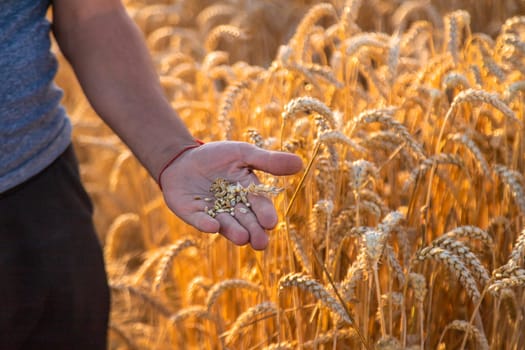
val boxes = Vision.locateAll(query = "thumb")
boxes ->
[240,143,303,175]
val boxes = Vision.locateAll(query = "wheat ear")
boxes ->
[432,236,490,286]
[205,279,261,311]
[282,96,336,130]
[438,320,489,350]
[186,276,213,304]
[217,80,250,139]
[447,133,491,178]
[196,4,236,31]
[489,267,525,295]
[109,323,140,350]
[224,301,277,344]
[414,246,481,303]
[348,107,425,159]
[279,273,352,324]
[104,212,141,262]
[152,239,199,292]
[205,25,245,51]
[507,228,525,266]
[169,305,212,324]
[290,3,337,56]
[442,225,494,248]
[110,283,172,318]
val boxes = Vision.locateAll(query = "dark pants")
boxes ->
[0,145,110,349]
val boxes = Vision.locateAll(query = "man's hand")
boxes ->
[159,141,303,250]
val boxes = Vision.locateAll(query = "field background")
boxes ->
[55,0,525,349]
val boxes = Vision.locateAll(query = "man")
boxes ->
[0,0,303,348]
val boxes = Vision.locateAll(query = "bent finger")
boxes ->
[215,213,250,246]
[234,204,269,250]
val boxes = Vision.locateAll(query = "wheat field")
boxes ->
[55,0,525,349]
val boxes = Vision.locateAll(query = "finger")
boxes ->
[234,204,269,250]
[185,211,220,233]
[215,213,250,246]
[246,193,278,230]
[240,144,303,176]
[236,173,278,230]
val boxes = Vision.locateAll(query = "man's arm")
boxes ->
[52,0,195,179]
[51,0,303,250]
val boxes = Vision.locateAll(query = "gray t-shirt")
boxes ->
[1,0,72,192]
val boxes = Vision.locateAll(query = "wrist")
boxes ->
[157,139,205,189]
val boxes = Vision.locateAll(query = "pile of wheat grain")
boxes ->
[56,0,525,349]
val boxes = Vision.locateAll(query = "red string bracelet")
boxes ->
[157,139,205,190]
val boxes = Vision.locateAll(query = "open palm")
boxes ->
[159,141,303,250]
